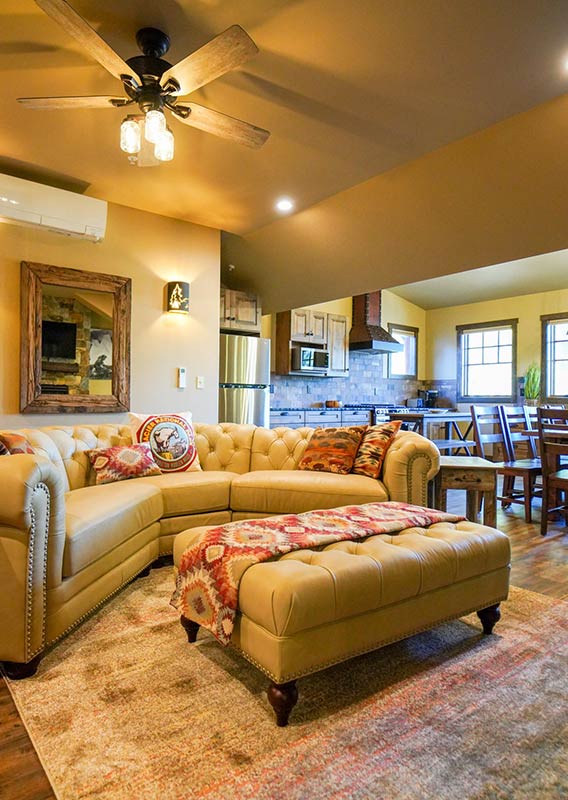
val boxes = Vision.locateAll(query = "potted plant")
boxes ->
[524,363,541,406]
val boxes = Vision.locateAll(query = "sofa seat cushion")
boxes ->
[230,470,388,515]
[139,471,237,517]
[237,521,511,636]
[64,481,164,577]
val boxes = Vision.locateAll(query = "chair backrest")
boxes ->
[499,405,538,460]
[536,407,568,475]
[470,405,509,460]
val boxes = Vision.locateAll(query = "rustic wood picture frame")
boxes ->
[20,261,131,413]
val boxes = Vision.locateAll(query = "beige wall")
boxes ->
[0,202,220,428]
[426,288,568,381]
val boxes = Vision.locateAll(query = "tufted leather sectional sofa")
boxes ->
[0,421,439,675]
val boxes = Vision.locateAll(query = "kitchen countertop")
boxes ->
[270,405,373,411]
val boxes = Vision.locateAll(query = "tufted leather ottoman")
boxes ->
[173,517,511,725]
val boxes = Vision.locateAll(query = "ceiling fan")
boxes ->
[18,0,271,165]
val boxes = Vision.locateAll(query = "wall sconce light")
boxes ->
[166,281,190,314]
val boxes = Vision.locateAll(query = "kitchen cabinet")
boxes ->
[269,408,372,429]
[269,410,306,429]
[274,309,349,376]
[289,308,327,344]
[220,288,261,334]
[327,314,349,376]
[305,409,342,427]
[340,408,372,426]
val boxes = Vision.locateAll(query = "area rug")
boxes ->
[5,569,567,800]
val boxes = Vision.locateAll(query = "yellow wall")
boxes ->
[381,290,427,380]
[426,288,568,381]
[0,202,220,428]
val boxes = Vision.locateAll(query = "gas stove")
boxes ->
[343,403,410,423]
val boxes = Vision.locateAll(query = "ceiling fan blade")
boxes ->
[35,0,138,84]
[18,95,128,109]
[173,102,270,149]
[161,25,258,96]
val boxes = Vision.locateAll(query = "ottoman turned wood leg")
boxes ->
[477,604,501,635]
[180,616,200,643]
[267,680,298,727]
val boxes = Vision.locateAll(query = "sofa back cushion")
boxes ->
[250,426,314,471]
[194,423,256,474]
[0,424,132,492]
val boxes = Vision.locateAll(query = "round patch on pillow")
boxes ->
[131,413,200,473]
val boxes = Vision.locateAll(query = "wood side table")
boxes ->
[431,456,498,528]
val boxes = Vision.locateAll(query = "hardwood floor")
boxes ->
[0,494,566,800]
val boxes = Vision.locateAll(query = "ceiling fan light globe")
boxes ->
[155,127,174,162]
[145,109,166,143]
[120,117,141,154]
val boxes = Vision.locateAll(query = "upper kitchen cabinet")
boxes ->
[220,288,261,334]
[327,313,349,375]
[289,308,327,344]
[275,308,349,376]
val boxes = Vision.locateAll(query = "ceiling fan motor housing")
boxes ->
[135,27,171,58]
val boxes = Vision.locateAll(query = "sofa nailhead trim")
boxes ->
[25,483,50,661]
[45,559,157,649]
[407,452,433,505]
[231,593,508,684]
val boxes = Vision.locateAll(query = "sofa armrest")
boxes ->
[381,431,440,506]
[0,455,66,664]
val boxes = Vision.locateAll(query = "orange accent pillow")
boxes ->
[298,426,367,474]
[0,432,35,455]
[87,444,161,486]
[351,420,402,479]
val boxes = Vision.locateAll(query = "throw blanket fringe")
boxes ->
[171,502,464,645]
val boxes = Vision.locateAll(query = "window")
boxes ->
[457,319,517,402]
[388,324,418,378]
[542,313,568,399]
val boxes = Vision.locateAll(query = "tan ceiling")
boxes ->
[3,0,568,235]
[389,249,568,310]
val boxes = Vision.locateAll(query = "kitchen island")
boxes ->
[387,410,476,455]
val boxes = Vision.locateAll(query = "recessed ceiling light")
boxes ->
[275,197,294,213]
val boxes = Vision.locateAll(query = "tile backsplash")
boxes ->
[271,351,457,407]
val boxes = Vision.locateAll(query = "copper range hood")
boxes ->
[349,291,403,353]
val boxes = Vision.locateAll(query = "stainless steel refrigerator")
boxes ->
[219,333,271,427]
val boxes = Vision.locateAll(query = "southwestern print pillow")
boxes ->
[129,412,201,473]
[0,432,35,455]
[87,443,161,486]
[0,440,9,456]
[298,425,367,474]
[351,420,402,479]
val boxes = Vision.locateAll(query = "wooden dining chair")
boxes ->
[499,405,539,460]
[470,405,542,522]
[537,407,568,536]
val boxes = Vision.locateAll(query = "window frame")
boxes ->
[387,323,419,379]
[456,318,517,403]
[541,312,568,402]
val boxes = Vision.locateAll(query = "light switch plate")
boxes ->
[196,375,205,389]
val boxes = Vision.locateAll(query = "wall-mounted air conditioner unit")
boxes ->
[0,173,107,242]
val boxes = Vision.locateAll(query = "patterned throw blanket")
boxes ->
[170,502,464,646]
